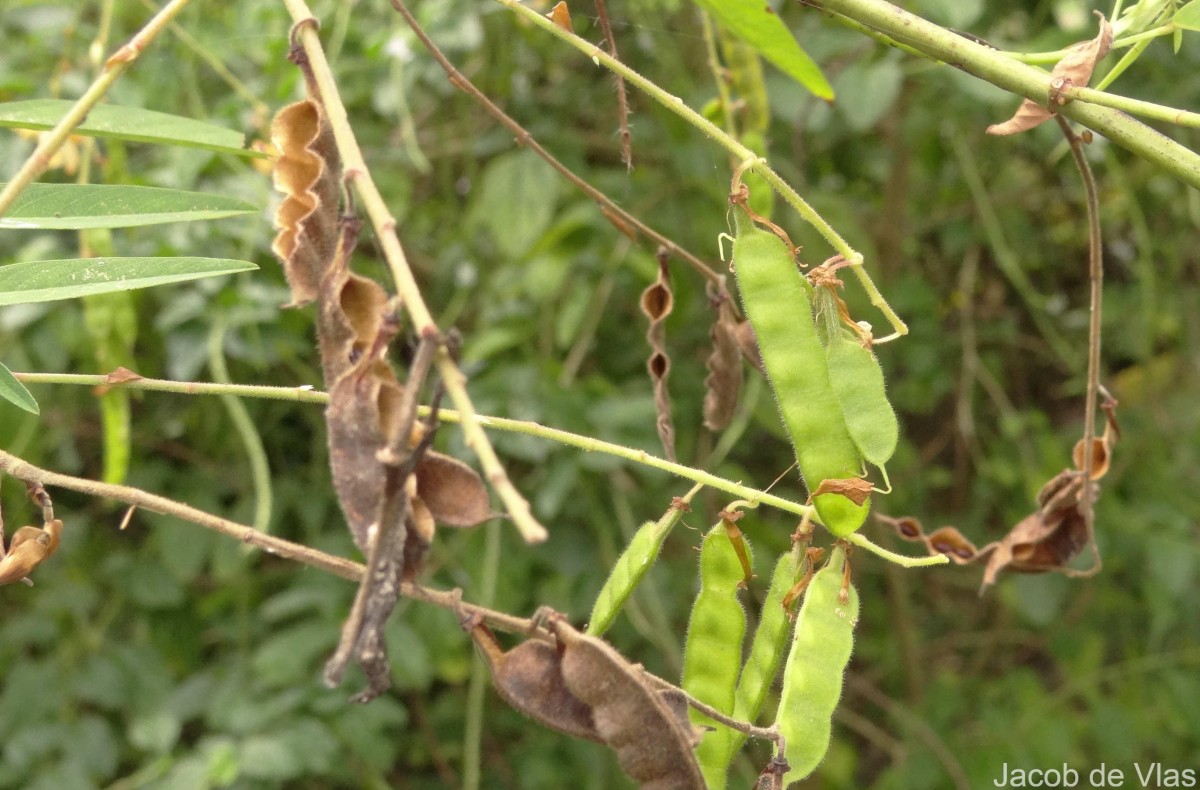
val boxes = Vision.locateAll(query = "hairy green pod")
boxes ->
[728,549,801,761]
[826,336,899,469]
[731,209,869,535]
[587,518,677,637]
[774,546,859,785]
[682,522,750,790]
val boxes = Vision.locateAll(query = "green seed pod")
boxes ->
[587,488,697,637]
[731,208,869,536]
[681,521,750,790]
[825,336,899,469]
[587,520,674,637]
[774,546,859,785]
[729,549,801,759]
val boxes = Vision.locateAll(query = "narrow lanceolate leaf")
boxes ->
[0,257,257,306]
[0,184,257,229]
[691,0,833,100]
[0,100,258,156]
[0,361,38,414]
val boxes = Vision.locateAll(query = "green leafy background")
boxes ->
[1,1,1198,788]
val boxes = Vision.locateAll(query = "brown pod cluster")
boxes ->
[471,616,704,789]
[550,619,705,790]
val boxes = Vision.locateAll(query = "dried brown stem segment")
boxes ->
[642,249,677,462]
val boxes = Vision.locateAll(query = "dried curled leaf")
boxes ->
[702,285,743,431]
[546,0,573,33]
[811,477,874,507]
[988,14,1112,135]
[104,366,143,385]
[642,250,677,462]
[550,617,705,789]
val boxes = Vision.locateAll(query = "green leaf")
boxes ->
[692,0,833,100]
[0,360,38,414]
[0,257,258,306]
[0,99,260,156]
[1175,0,1200,31]
[0,183,257,229]
[468,149,561,258]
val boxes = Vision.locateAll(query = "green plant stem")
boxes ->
[0,0,195,217]
[1004,24,1176,64]
[12,371,947,568]
[1055,84,1200,129]
[807,0,1200,191]
[492,0,909,341]
[208,320,273,535]
[281,0,546,544]
[462,520,502,790]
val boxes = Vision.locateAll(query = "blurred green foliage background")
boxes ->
[1,0,1198,788]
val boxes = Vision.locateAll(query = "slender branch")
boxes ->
[593,0,633,171]
[387,0,717,285]
[1055,84,1200,129]
[804,0,1200,191]
[491,0,909,340]
[0,446,545,634]
[12,371,948,568]
[641,672,784,748]
[845,531,947,567]
[280,0,546,544]
[0,447,360,580]
[0,0,195,217]
[1055,116,1103,577]
[1003,24,1177,64]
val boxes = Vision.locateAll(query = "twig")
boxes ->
[12,370,949,568]
[593,0,632,171]
[1055,116,1103,577]
[0,0,196,217]
[280,0,546,544]
[386,0,716,285]
[641,672,784,749]
[0,446,546,634]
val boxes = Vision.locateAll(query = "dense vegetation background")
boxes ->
[1,0,1198,788]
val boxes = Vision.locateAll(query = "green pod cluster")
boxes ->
[681,521,750,790]
[729,549,801,757]
[773,546,859,785]
[731,209,869,536]
[825,336,899,470]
